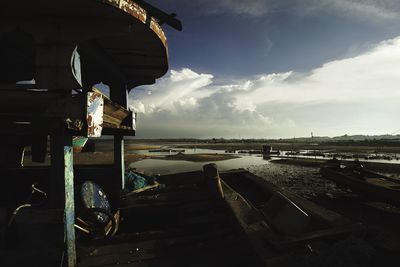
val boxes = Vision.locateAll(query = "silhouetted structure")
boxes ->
[0,1,181,266]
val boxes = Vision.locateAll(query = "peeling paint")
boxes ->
[87,92,104,137]
[64,146,76,267]
[104,0,167,48]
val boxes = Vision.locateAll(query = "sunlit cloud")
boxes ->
[130,36,400,138]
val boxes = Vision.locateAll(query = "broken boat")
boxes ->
[321,162,400,206]
[74,165,362,266]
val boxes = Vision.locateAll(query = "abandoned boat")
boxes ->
[75,165,360,266]
[1,164,361,266]
[320,163,400,206]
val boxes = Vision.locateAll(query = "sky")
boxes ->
[128,0,400,139]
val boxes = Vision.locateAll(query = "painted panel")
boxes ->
[87,92,104,137]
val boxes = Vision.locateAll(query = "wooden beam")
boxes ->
[110,82,128,191]
[134,0,182,31]
[49,127,76,266]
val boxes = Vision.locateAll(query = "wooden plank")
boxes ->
[0,90,69,115]
[102,127,136,136]
[64,145,76,267]
[0,83,38,91]
[78,229,235,267]
[92,87,135,135]
[134,0,182,31]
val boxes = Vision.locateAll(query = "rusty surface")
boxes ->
[104,0,167,48]
[87,92,104,138]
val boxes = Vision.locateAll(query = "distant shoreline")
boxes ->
[94,138,400,154]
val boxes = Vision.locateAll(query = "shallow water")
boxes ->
[128,154,268,175]
[128,148,227,156]
[127,147,399,200]
[130,147,400,164]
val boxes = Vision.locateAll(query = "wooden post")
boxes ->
[203,163,224,199]
[110,82,128,190]
[64,145,76,267]
[50,129,76,266]
[114,135,125,190]
[50,130,66,207]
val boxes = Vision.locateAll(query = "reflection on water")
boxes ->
[128,155,268,175]
[128,146,400,176]
[128,148,226,156]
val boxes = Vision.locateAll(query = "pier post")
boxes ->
[111,82,128,190]
[64,145,76,267]
[50,129,76,266]
[114,135,125,190]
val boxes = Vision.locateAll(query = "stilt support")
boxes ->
[114,135,125,190]
[64,145,76,267]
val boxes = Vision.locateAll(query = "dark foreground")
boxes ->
[248,161,400,266]
[1,167,377,267]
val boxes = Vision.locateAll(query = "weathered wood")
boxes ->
[50,129,67,207]
[134,0,183,31]
[0,90,68,115]
[114,135,125,190]
[92,88,133,129]
[0,90,111,137]
[31,135,48,163]
[110,80,128,191]
[86,91,104,137]
[203,163,224,199]
[64,145,76,267]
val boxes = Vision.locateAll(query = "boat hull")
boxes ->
[321,166,400,206]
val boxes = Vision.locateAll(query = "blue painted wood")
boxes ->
[64,146,76,267]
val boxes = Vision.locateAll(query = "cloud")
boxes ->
[206,0,273,17]
[130,36,400,138]
[329,0,399,20]
[196,0,400,21]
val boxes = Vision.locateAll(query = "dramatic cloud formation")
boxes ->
[130,36,400,138]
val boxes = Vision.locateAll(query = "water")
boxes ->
[128,148,226,156]
[281,154,400,164]
[128,146,400,175]
[128,154,268,175]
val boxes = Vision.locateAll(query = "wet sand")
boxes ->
[247,162,348,199]
[248,161,400,266]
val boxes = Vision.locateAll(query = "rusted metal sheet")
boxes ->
[104,0,167,48]
[64,146,76,267]
[87,92,104,137]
